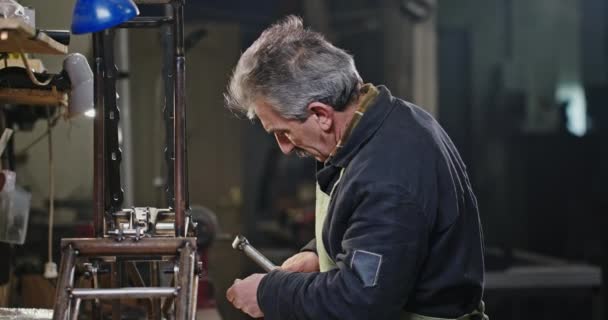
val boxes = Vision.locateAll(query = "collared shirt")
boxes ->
[258,85,485,320]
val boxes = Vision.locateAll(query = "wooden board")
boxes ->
[0,18,67,55]
[0,88,67,106]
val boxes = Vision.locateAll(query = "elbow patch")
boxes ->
[351,250,382,288]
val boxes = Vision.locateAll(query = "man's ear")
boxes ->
[307,102,334,131]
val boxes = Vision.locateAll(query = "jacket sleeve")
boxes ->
[300,238,316,253]
[257,183,429,320]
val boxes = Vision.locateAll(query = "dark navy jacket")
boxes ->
[257,86,485,319]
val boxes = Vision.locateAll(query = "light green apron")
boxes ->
[314,168,488,320]
[315,169,343,272]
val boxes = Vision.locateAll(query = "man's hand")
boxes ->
[226,273,265,318]
[281,251,319,272]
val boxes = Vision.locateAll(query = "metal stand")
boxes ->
[53,238,198,320]
[53,1,198,319]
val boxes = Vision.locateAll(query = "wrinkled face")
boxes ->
[255,99,330,162]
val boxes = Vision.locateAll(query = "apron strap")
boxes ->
[315,168,346,272]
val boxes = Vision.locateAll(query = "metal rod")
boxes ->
[173,0,187,237]
[116,29,135,208]
[0,112,10,170]
[243,246,277,272]
[91,262,101,320]
[150,262,161,320]
[62,238,196,256]
[232,235,277,272]
[92,300,101,320]
[156,222,175,230]
[161,277,175,317]
[102,29,124,212]
[111,260,121,320]
[69,263,76,289]
[175,242,196,319]
[52,245,76,320]
[189,269,199,318]
[70,298,82,320]
[126,262,147,287]
[92,32,105,238]
[71,288,178,299]
[118,17,174,28]
[125,262,155,316]
[161,16,175,214]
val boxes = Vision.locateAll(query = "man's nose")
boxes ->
[275,133,295,155]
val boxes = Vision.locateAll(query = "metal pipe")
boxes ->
[173,0,187,237]
[71,287,178,299]
[150,262,161,320]
[232,235,277,272]
[175,242,196,319]
[161,277,175,317]
[161,6,175,211]
[189,269,198,318]
[69,263,76,289]
[102,29,124,213]
[52,245,76,320]
[116,29,134,208]
[156,222,175,230]
[62,238,196,256]
[91,262,101,320]
[110,259,121,320]
[92,32,105,238]
[70,298,82,320]
[125,267,151,312]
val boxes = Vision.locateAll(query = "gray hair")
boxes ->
[225,15,362,120]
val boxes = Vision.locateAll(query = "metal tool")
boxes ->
[232,235,277,272]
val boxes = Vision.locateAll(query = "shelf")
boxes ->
[0,88,67,106]
[0,18,68,55]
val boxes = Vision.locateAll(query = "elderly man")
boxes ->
[224,15,486,320]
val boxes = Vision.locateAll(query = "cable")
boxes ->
[12,35,61,277]
[46,106,55,270]
[14,37,52,86]
[18,51,52,86]
[16,113,60,155]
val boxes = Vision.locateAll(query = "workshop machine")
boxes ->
[52,0,201,319]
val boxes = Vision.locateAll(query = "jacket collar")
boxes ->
[316,85,396,193]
